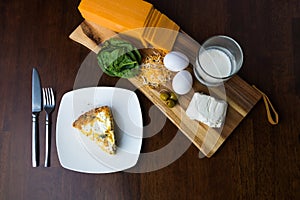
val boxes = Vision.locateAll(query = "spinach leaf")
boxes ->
[97,38,141,78]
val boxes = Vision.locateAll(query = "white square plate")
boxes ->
[56,87,143,173]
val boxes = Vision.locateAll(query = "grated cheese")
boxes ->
[139,49,174,88]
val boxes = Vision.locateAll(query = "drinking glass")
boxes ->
[194,35,243,86]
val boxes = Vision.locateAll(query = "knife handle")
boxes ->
[32,113,39,167]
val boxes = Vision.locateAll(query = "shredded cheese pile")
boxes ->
[139,49,174,88]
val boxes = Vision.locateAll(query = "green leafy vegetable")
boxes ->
[97,38,142,78]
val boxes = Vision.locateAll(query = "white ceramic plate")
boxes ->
[56,87,143,173]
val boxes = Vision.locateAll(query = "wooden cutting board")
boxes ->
[69,20,262,157]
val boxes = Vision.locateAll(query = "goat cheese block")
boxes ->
[186,93,228,128]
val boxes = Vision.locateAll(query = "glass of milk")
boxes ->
[194,35,243,86]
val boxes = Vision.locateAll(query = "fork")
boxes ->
[42,88,55,167]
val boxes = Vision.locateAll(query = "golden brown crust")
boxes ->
[72,106,112,129]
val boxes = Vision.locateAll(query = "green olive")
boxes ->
[169,92,178,101]
[160,92,170,101]
[166,99,176,108]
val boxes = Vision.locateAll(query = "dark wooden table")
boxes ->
[0,0,299,199]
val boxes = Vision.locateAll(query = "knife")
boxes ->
[32,68,42,167]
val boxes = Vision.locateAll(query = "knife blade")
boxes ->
[32,68,42,167]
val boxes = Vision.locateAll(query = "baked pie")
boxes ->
[72,106,116,154]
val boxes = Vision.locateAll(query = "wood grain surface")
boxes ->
[0,0,299,199]
[69,20,262,157]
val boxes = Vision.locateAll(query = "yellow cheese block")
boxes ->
[150,28,179,51]
[119,28,149,48]
[143,6,155,28]
[78,0,180,51]
[143,9,161,41]
[79,9,128,33]
[79,0,153,32]
[146,14,180,51]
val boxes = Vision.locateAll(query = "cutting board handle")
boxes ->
[252,85,279,125]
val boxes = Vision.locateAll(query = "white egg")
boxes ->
[172,70,193,95]
[163,51,189,72]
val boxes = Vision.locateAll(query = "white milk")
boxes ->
[195,47,236,85]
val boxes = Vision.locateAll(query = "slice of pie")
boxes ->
[72,106,117,154]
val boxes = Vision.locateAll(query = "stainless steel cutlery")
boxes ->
[31,68,55,167]
[42,88,55,167]
[32,68,42,167]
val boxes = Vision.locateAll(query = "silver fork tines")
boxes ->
[42,88,55,167]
